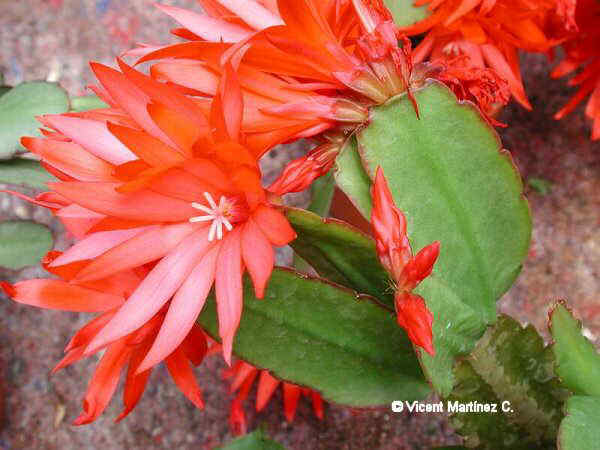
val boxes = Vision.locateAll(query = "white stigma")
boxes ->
[189,192,234,242]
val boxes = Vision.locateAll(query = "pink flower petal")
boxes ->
[85,227,213,354]
[215,0,283,30]
[74,223,197,282]
[41,115,137,165]
[137,245,220,372]
[51,227,153,267]
[22,137,117,182]
[155,3,251,43]
[49,181,199,223]
[215,227,244,365]
[55,204,105,238]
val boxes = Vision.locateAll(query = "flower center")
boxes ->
[189,192,235,242]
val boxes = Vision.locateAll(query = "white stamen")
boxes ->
[190,192,235,241]
[204,191,218,209]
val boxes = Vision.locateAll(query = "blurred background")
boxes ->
[0,0,598,448]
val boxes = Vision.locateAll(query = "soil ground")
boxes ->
[0,1,598,449]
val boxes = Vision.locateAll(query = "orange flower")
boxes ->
[402,0,575,109]
[371,167,440,355]
[1,254,209,424]
[127,0,417,141]
[223,360,324,435]
[18,59,296,366]
[552,0,600,140]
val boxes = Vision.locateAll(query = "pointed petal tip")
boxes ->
[72,413,92,426]
[0,281,15,298]
[222,336,234,367]
[134,360,155,376]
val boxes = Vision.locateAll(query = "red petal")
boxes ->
[252,205,296,246]
[4,279,123,312]
[395,292,435,356]
[73,339,130,425]
[256,370,280,411]
[107,122,185,166]
[116,342,154,422]
[165,347,205,409]
[241,218,274,298]
[282,382,301,422]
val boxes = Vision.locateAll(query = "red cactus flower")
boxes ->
[127,0,417,142]
[401,0,575,109]
[371,167,440,355]
[16,58,296,367]
[223,360,324,434]
[552,0,600,140]
[418,57,510,126]
[1,257,209,424]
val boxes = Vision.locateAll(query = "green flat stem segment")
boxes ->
[0,221,53,270]
[286,207,394,308]
[558,396,600,450]
[0,81,69,159]
[448,315,566,449]
[550,303,600,396]
[0,158,56,190]
[335,81,531,395]
[384,0,432,28]
[198,268,429,407]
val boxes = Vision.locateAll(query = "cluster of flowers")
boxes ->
[402,0,599,137]
[1,0,593,429]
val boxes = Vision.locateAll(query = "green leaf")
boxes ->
[558,396,600,450]
[384,0,431,28]
[550,303,600,397]
[0,221,53,269]
[0,81,69,159]
[286,207,393,307]
[217,429,285,450]
[198,268,429,407]
[447,315,567,449]
[336,81,532,394]
[0,158,55,190]
[69,95,108,112]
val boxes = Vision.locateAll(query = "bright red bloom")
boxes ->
[1,256,209,424]
[419,57,510,126]
[18,59,296,366]
[223,360,324,434]
[402,0,574,109]
[552,0,600,140]
[127,0,417,141]
[371,167,440,355]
